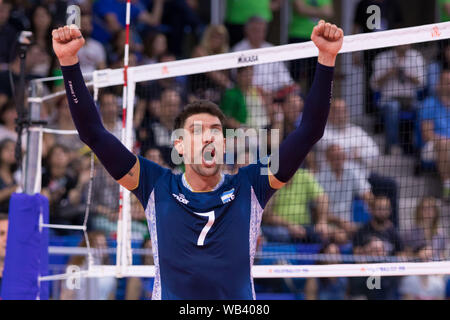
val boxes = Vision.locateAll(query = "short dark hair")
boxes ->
[173,100,226,130]
[0,213,8,221]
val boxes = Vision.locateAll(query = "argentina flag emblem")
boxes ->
[220,188,235,204]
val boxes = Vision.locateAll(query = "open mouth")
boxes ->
[202,144,216,167]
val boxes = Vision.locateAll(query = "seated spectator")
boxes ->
[280,91,304,139]
[263,168,337,244]
[224,0,281,46]
[316,98,399,226]
[420,69,450,200]
[106,28,143,68]
[370,44,425,154]
[288,0,333,88]
[135,52,188,104]
[189,24,232,104]
[125,237,154,300]
[41,144,84,231]
[137,88,182,167]
[49,97,84,157]
[144,146,168,168]
[316,144,373,237]
[30,4,54,57]
[353,196,403,257]
[0,139,18,214]
[232,16,296,101]
[399,244,446,300]
[402,197,447,260]
[0,213,8,295]
[348,235,401,300]
[304,242,348,300]
[0,0,18,67]
[92,0,164,45]
[60,231,117,300]
[220,66,270,130]
[77,13,107,75]
[0,102,18,142]
[141,32,168,65]
[427,40,450,97]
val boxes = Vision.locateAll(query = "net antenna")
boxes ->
[38,21,450,285]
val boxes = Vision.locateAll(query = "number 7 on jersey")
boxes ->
[193,211,215,246]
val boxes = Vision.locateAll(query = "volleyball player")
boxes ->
[52,20,343,299]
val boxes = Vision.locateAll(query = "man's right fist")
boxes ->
[52,25,85,66]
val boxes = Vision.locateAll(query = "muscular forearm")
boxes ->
[274,62,334,183]
[61,63,136,180]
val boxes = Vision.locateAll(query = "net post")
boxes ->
[24,80,43,194]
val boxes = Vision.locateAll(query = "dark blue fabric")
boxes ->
[1,193,49,300]
[60,63,136,180]
[274,62,334,183]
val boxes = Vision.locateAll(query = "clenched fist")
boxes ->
[311,20,344,67]
[52,25,85,66]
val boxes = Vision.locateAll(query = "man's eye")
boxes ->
[193,127,202,134]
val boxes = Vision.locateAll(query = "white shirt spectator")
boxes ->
[399,275,446,300]
[232,40,294,93]
[371,48,425,99]
[316,162,371,222]
[78,38,106,75]
[317,123,380,178]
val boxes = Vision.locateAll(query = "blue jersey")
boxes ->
[132,156,276,300]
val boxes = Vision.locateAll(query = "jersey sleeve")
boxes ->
[240,157,277,209]
[131,155,170,209]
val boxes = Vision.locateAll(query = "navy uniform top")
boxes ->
[132,156,277,300]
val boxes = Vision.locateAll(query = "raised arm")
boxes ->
[269,21,343,189]
[52,25,139,190]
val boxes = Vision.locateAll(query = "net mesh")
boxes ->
[28,22,450,299]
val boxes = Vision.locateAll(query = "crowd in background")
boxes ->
[0,0,449,300]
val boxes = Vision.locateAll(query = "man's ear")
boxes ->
[174,138,183,156]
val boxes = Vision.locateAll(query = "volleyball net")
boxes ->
[25,22,450,298]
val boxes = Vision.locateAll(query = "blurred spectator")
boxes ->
[137,88,181,167]
[263,168,348,244]
[232,16,296,100]
[220,66,270,130]
[8,0,32,31]
[0,102,18,142]
[224,0,281,47]
[0,0,18,67]
[39,0,68,27]
[439,0,450,22]
[30,5,53,53]
[304,242,348,300]
[427,40,450,97]
[420,69,450,200]
[402,197,447,260]
[399,245,446,299]
[353,196,403,257]
[370,44,425,154]
[142,32,167,65]
[144,146,168,167]
[315,144,373,237]
[60,231,117,300]
[125,237,154,300]
[288,0,333,87]
[280,91,304,139]
[77,13,107,74]
[189,24,232,104]
[106,28,143,68]
[0,213,8,294]
[49,97,83,157]
[41,144,84,231]
[353,0,403,115]
[348,235,401,300]
[92,0,164,45]
[316,98,399,226]
[0,139,18,214]
[135,52,188,104]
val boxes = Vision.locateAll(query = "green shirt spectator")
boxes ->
[289,0,333,40]
[272,169,324,225]
[439,0,450,22]
[225,0,273,25]
[220,87,247,125]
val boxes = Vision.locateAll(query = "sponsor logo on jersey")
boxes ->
[220,188,235,204]
[173,193,189,204]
